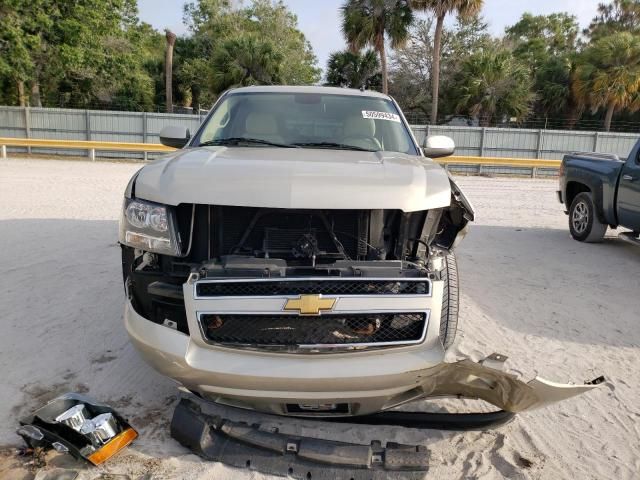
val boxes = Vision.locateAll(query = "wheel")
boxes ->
[568,192,607,243]
[440,252,459,350]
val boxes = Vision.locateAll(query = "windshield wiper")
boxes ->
[199,137,298,148]
[292,142,376,152]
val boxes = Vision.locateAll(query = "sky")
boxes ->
[137,0,604,71]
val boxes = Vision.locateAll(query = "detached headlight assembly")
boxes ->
[119,198,182,256]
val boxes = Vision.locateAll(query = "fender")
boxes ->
[564,166,615,226]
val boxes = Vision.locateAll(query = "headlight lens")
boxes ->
[119,198,182,256]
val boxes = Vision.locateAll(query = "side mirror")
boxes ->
[422,135,455,158]
[159,126,191,149]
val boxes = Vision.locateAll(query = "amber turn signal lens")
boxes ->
[87,427,138,465]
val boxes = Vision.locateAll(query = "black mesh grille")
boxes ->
[196,280,430,297]
[200,312,426,348]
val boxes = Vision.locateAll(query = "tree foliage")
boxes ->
[341,0,414,94]
[2,0,640,131]
[325,50,381,89]
[0,0,161,108]
[0,0,319,110]
[505,13,579,118]
[389,15,491,117]
[409,0,484,123]
[385,1,640,129]
[183,0,320,99]
[505,13,579,70]
[211,36,284,90]
[586,0,640,39]
[451,46,534,126]
[573,31,640,131]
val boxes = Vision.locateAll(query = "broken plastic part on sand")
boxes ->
[17,393,138,466]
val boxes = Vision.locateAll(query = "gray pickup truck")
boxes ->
[558,138,640,243]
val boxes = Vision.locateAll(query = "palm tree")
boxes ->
[410,0,483,124]
[452,46,534,126]
[341,0,413,94]
[325,49,381,89]
[211,36,283,91]
[585,0,640,40]
[17,81,26,107]
[165,30,177,113]
[536,56,573,117]
[573,31,640,131]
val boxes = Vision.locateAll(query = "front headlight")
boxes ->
[118,198,182,256]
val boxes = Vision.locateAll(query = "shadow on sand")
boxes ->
[456,224,640,348]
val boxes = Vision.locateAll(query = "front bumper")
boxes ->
[125,292,603,417]
[127,273,454,416]
[125,298,447,416]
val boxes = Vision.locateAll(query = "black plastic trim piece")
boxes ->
[323,409,516,431]
[171,398,430,479]
[172,393,518,480]
[148,281,184,299]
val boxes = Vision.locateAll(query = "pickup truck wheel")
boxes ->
[440,252,459,350]
[569,192,607,243]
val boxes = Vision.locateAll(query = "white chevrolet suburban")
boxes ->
[120,86,600,418]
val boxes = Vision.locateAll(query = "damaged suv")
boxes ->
[121,86,600,418]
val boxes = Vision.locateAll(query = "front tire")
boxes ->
[569,192,607,243]
[440,253,459,350]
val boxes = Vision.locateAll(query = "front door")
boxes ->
[617,146,640,230]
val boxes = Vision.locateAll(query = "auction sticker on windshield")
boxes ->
[362,111,401,123]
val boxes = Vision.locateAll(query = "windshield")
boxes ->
[193,92,418,155]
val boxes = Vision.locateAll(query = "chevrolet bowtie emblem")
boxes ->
[283,294,336,315]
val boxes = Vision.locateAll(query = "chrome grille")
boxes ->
[196,279,430,297]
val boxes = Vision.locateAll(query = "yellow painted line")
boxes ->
[0,137,174,152]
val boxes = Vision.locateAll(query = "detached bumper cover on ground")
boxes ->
[170,365,602,479]
[410,358,604,413]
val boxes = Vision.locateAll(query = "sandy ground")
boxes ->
[0,158,639,480]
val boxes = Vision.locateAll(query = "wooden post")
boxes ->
[165,30,176,113]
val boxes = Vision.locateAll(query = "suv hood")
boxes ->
[133,147,452,211]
